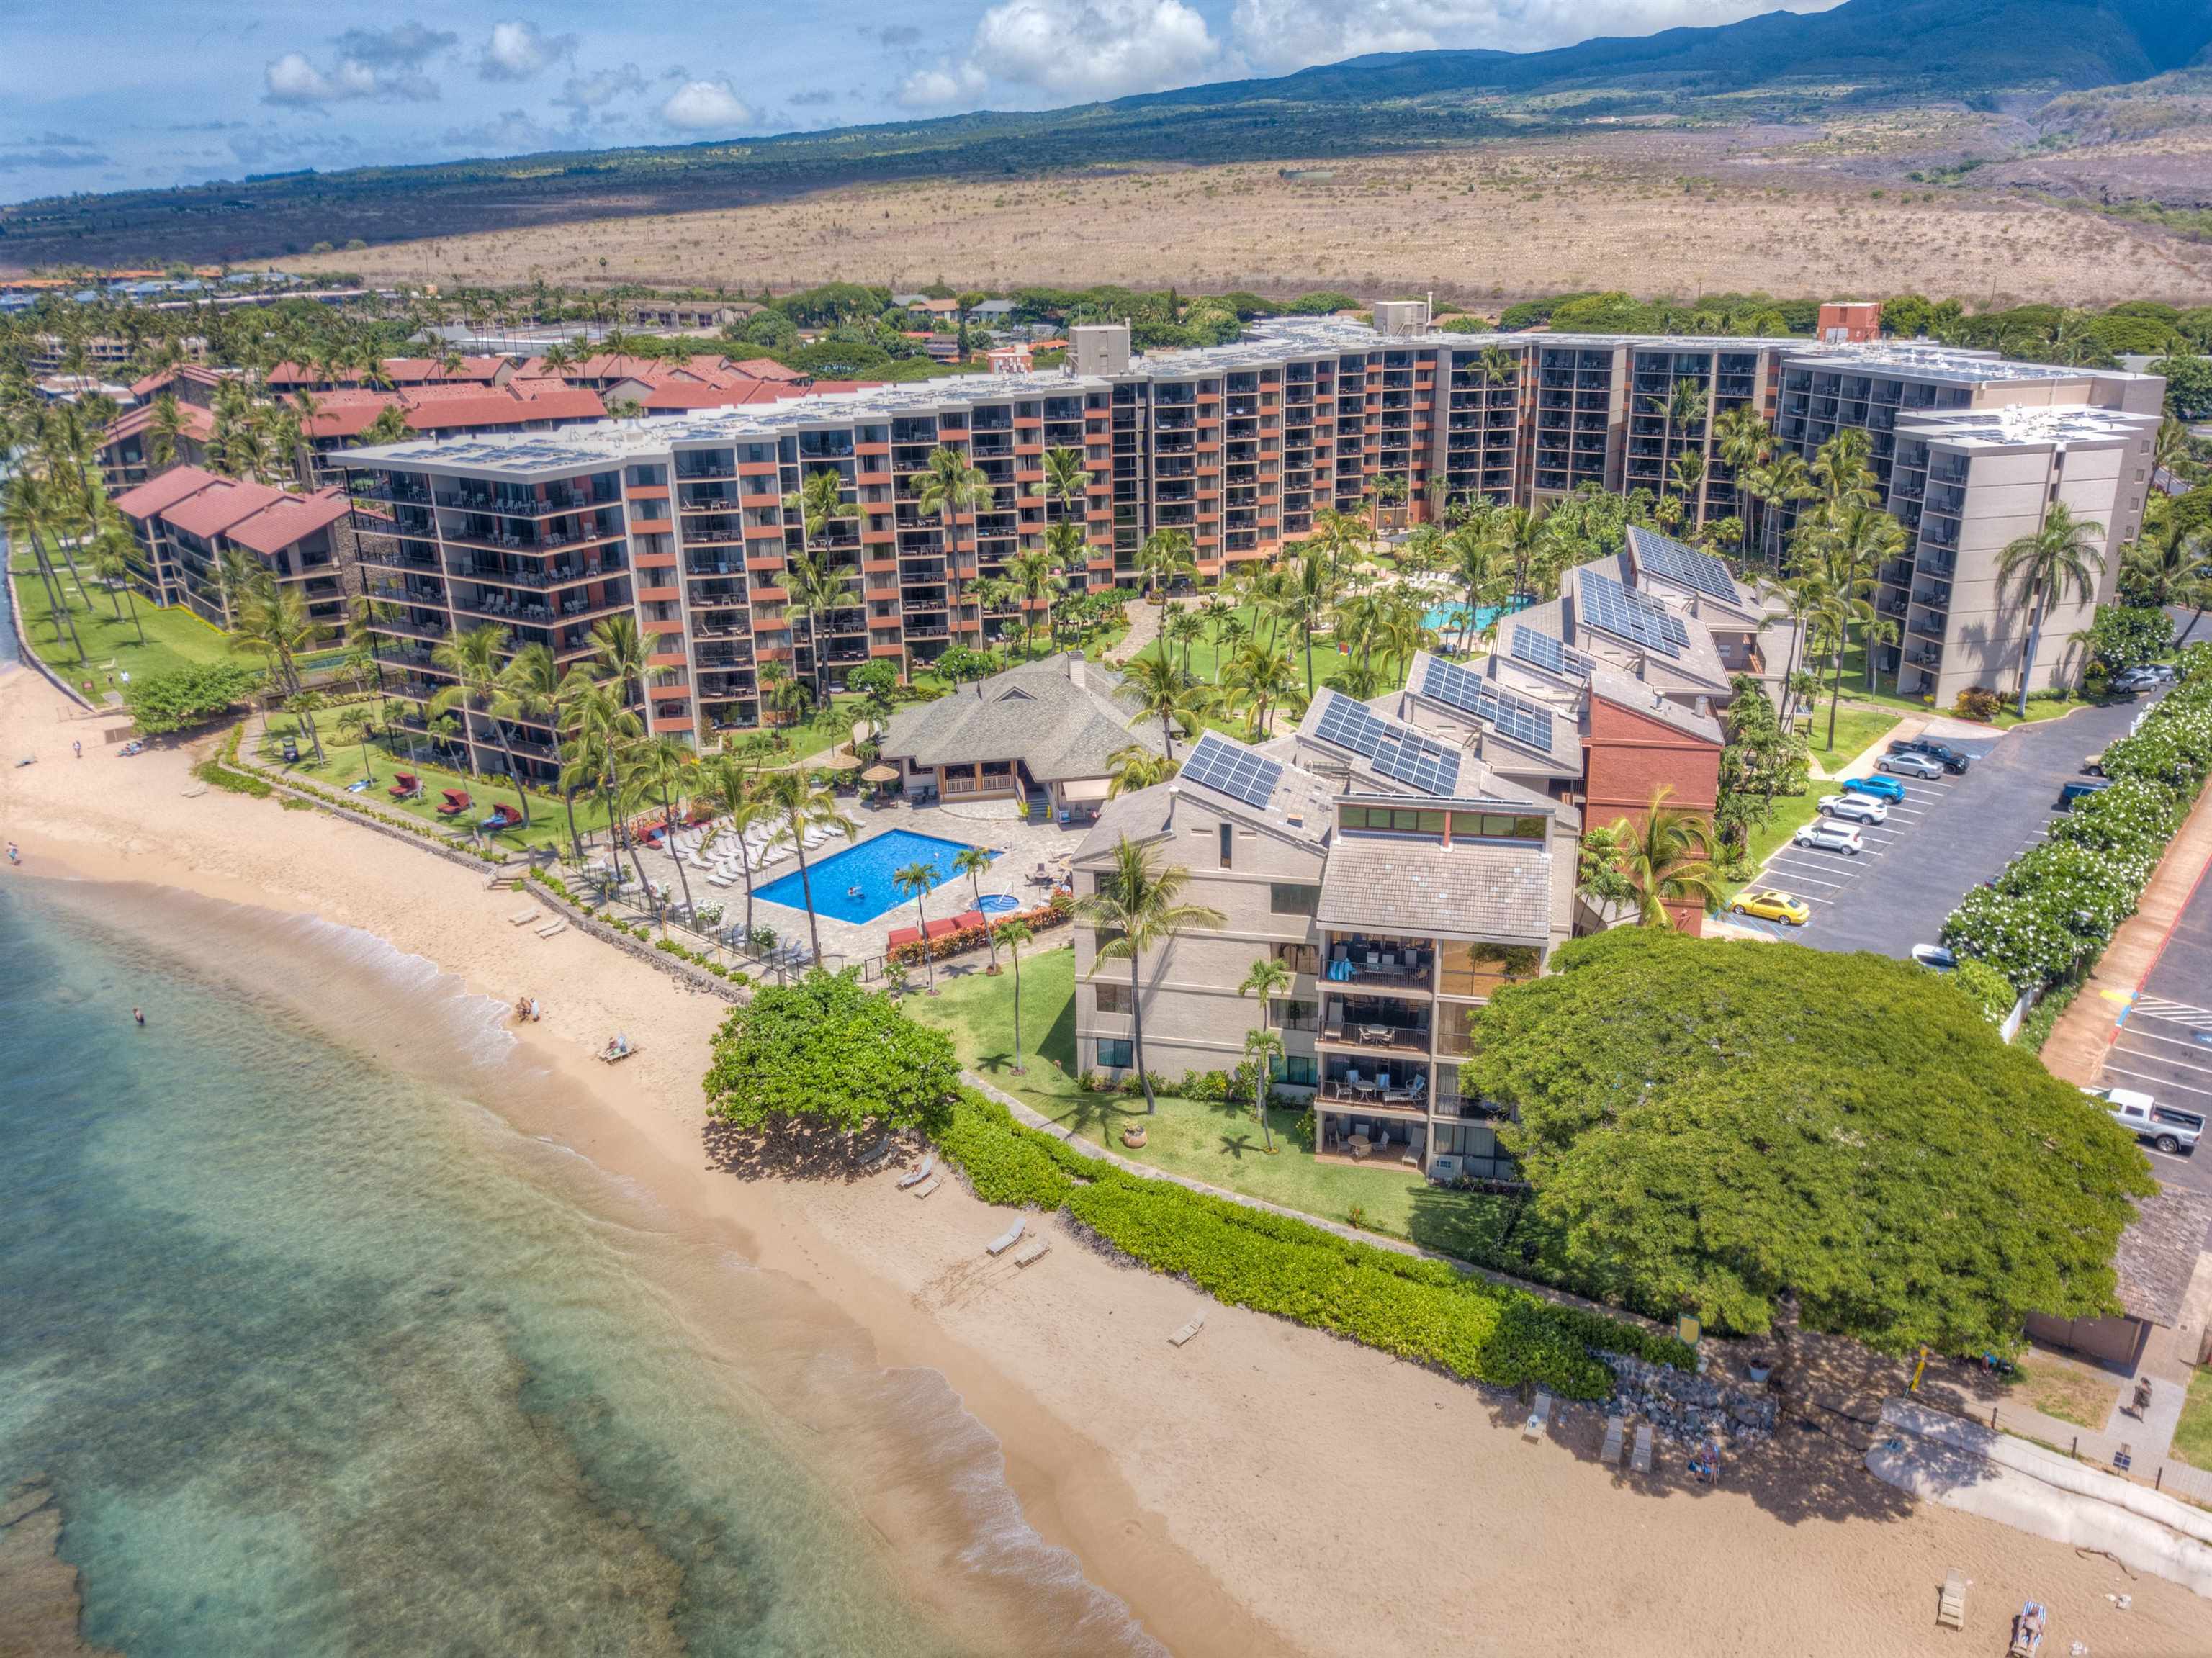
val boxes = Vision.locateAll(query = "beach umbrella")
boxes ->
[862,764,900,783]
[816,752,861,772]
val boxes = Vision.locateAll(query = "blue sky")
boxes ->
[0,0,1842,204]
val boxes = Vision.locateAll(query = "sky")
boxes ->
[0,0,1846,205]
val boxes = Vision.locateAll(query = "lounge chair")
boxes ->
[858,1135,893,1171]
[896,1155,935,1189]
[536,920,565,938]
[436,788,472,817]
[922,916,960,941]
[985,1218,1025,1256]
[1630,1423,1653,1474]
[389,772,421,800]
[911,1176,940,1199]
[508,907,539,926]
[1169,1312,1206,1348]
[1938,1572,1966,1631]
[951,909,984,931]
[1012,1238,1050,1269]
[1601,1416,1624,1467]
[886,926,922,950]
[1524,1392,1551,1440]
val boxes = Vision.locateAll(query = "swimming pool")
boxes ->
[753,829,996,927]
[1422,598,1529,636]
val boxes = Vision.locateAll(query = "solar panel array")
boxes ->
[1179,731,1282,809]
[1416,658,1557,757]
[1311,693,1464,797]
[1510,625,1588,680]
[1630,528,1738,604]
[1578,568,1689,658]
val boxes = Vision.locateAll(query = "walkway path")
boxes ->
[1105,593,1173,667]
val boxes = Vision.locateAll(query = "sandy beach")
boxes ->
[4,659,2207,1657]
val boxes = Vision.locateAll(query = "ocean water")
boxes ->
[0,878,1156,1656]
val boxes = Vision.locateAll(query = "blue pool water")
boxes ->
[755,829,995,925]
[976,893,1020,914]
[1422,598,1529,636]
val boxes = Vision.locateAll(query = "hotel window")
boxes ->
[1269,883,1320,916]
[1448,811,1547,843]
[1097,1038,1134,1070]
[1271,1054,1318,1086]
[1342,806,1446,838]
[1219,823,1234,868]
[1271,941,1321,976]
[1095,981,1133,1016]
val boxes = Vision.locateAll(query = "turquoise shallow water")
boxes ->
[0,878,1154,1656]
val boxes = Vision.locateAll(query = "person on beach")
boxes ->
[73,740,82,760]
[5,842,18,865]
[132,1007,145,1027]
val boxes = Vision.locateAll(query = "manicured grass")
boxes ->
[1727,790,1826,895]
[2172,1366,2212,1470]
[1799,705,1901,773]
[2013,1356,2120,1431]
[256,710,613,854]
[904,947,1524,1262]
[9,549,234,687]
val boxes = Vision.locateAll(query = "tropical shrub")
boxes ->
[1949,958,2018,1024]
[935,1088,1090,1208]
[127,663,264,735]
[703,971,959,1135]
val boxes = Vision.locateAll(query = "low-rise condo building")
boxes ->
[112,464,351,637]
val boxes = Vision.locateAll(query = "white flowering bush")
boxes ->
[1943,656,2212,994]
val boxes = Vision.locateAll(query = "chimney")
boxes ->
[1064,648,1085,692]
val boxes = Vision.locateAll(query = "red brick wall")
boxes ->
[1583,691,1725,939]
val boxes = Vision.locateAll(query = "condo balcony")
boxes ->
[1322,932,1435,991]
[1320,996,1431,1055]
[1316,1058,1433,1112]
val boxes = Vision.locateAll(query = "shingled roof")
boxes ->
[2113,1184,2212,1328]
[880,657,1156,783]
[1314,834,1554,943]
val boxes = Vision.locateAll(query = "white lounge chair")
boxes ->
[896,1155,935,1189]
[1012,1238,1050,1268]
[1631,1423,1653,1474]
[1601,1415,1624,1466]
[911,1176,940,1199]
[1169,1312,1206,1347]
[1524,1392,1551,1441]
[536,920,566,938]
[858,1135,893,1172]
[508,907,539,925]
[985,1218,1025,1256]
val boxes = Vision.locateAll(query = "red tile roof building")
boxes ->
[112,464,352,637]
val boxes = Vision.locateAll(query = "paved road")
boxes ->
[1736,695,2164,959]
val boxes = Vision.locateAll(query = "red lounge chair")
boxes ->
[388,772,421,800]
[483,803,520,831]
[886,926,922,949]
[952,909,984,931]
[922,916,961,940]
[436,788,472,817]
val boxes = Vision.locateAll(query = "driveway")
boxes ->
[1736,695,2163,959]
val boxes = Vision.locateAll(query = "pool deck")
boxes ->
[631,794,1085,966]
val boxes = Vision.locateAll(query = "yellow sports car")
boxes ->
[1729,889,1810,926]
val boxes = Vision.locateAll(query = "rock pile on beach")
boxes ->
[1600,1352,1779,1445]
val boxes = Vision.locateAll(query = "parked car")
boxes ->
[1819,793,1889,826]
[1911,943,1957,972]
[1888,736,1972,774]
[1842,773,1906,803]
[2082,751,2105,778]
[2059,777,2113,808]
[1792,821,1865,855]
[2083,1086,2203,1155]
[1880,749,1946,780]
[1729,889,1810,926]
[2111,666,2163,694]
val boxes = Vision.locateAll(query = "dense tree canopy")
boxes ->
[703,972,959,1136]
[1466,929,2153,1355]
[123,662,263,735]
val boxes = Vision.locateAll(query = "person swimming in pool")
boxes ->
[847,883,865,898]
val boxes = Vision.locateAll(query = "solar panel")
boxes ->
[1311,692,1464,797]
[1179,731,1282,809]
[1416,658,1556,757]
[1629,527,1738,605]
[1578,568,1688,658]
[1510,625,1588,680]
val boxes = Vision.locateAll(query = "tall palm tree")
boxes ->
[953,843,1002,971]
[1107,742,1174,797]
[1756,451,1816,568]
[1613,786,1725,929]
[624,734,700,922]
[994,917,1035,1073]
[588,613,649,710]
[1164,606,1205,677]
[229,580,315,699]
[1218,639,1303,738]
[1007,546,1064,659]
[1041,446,1089,525]
[914,444,994,628]
[785,466,857,699]
[2121,493,2209,611]
[1136,526,1195,601]
[1121,652,1211,760]
[2,472,85,662]
[1237,956,1293,1153]
[1812,428,1877,512]
[283,690,328,765]
[1997,501,2103,717]
[498,642,566,826]
[1712,405,1773,557]
[1241,1028,1284,1153]
[88,524,145,643]
[1287,540,1339,697]
[696,751,768,945]
[428,622,516,785]
[335,703,377,788]
[894,861,943,994]
[757,767,855,965]
[1078,835,1226,1113]
[558,672,644,887]
[148,391,188,470]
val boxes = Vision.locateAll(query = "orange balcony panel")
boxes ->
[855,469,891,487]
[649,713,693,734]
[637,582,680,603]
[647,646,688,667]
[633,546,678,569]
[856,441,890,456]
[745,553,788,573]
[868,639,907,658]
[625,484,670,500]
[738,461,778,477]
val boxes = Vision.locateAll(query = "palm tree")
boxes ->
[1041,445,1089,524]
[2121,493,2209,611]
[914,444,994,624]
[1121,652,1211,760]
[785,466,858,698]
[953,844,1002,971]
[558,672,644,886]
[1076,835,1226,1113]
[148,391,188,470]
[895,861,943,994]
[696,751,768,945]
[1007,546,1064,659]
[1164,606,1205,677]
[284,690,328,765]
[228,580,315,698]
[498,642,566,828]
[1755,451,1815,568]
[757,767,855,965]
[1614,786,1725,929]
[1218,640,1303,738]
[428,623,512,782]
[364,404,410,446]
[588,613,649,711]
[336,703,377,787]
[1136,526,1195,601]
[1237,956,1292,1153]
[1997,502,2103,717]
[1107,741,1174,797]
[1712,405,1773,558]
[1812,428,1877,513]
[624,734,700,923]
[2,472,85,662]
[88,517,147,644]
[1241,1028,1283,1153]
[1286,540,1339,697]
[994,918,1035,1073]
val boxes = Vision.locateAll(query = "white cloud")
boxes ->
[971,0,1218,98]
[1228,0,1841,70]
[557,63,649,118]
[264,24,454,106]
[480,20,577,81]
[660,78,753,132]
[896,62,988,109]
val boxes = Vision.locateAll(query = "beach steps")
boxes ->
[1937,1572,1966,1630]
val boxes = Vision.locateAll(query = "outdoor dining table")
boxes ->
[1349,1133,1372,1159]
[1357,1024,1395,1045]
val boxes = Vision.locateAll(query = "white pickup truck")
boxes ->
[2084,1086,2204,1155]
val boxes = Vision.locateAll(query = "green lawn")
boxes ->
[904,946,1527,1261]
[9,549,235,688]
[256,711,613,855]
[2172,1366,2212,1471]
[1799,705,1902,774]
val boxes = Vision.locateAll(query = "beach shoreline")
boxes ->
[5,659,2207,1657]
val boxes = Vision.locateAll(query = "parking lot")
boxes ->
[1727,694,2164,958]
[2094,828,2212,1205]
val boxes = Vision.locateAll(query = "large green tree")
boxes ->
[704,972,959,1136]
[1467,928,2154,1356]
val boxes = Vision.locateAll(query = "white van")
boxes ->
[2084,1086,2203,1155]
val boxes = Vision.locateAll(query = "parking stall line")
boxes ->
[2110,1037,2212,1082]
[2102,1063,2212,1108]
[2116,1026,2212,1062]
[2135,996,2212,1030]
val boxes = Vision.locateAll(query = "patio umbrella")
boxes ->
[816,752,861,772]
[861,764,900,783]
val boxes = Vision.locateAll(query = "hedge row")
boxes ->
[1945,644,2212,994]
[1059,1173,1692,1400]
[888,894,1073,967]
[935,1089,1091,1209]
